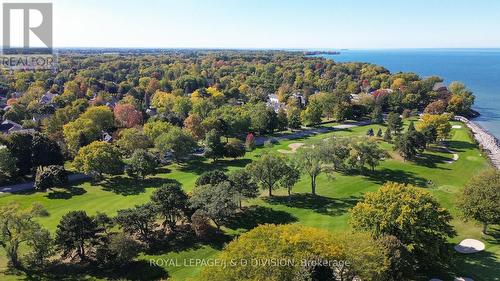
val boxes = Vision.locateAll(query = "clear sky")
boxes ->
[21,0,500,48]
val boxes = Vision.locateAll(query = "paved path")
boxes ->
[255,120,372,145]
[0,174,90,194]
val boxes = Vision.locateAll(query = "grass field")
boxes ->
[0,121,498,281]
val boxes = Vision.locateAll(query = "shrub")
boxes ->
[34,165,68,190]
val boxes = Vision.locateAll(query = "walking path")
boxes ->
[0,174,90,194]
[454,116,500,169]
[255,120,372,145]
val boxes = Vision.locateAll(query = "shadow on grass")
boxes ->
[100,176,181,195]
[46,187,87,199]
[446,140,477,152]
[445,250,500,281]
[178,158,251,175]
[226,205,298,230]
[22,260,169,281]
[414,153,453,169]
[264,193,359,216]
[361,168,429,187]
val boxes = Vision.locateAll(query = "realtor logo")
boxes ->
[1,2,55,69]
[2,3,52,51]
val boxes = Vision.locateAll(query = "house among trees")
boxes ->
[267,93,285,112]
[291,92,306,106]
[39,92,58,105]
[0,120,35,135]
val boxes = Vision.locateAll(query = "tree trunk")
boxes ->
[482,222,488,235]
[268,185,273,197]
[311,175,316,195]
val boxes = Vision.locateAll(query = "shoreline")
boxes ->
[454,115,500,169]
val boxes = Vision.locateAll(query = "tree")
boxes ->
[245,133,256,151]
[190,181,238,231]
[416,114,452,142]
[371,106,383,124]
[247,152,289,196]
[79,105,114,131]
[195,170,228,187]
[296,145,327,195]
[143,120,173,141]
[383,128,392,142]
[458,169,500,234]
[73,141,123,180]
[125,149,157,179]
[393,122,425,161]
[447,81,475,114]
[114,103,143,128]
[204,129,225,162]
[25,227,54,269]
[224,138,246,159]
[287,106,302,129]
[250,103,278,134]
[366,128,374,136]
[348,138,386,172]
[323,137,350,171]
[228,169,259,208]
[155,127,196,162]
[34,165,68,190]
[199,224,389,281]
[115,203,157,240]
[350,182,455,271]
[0,146,17,184]
[116,128,152,156]
[55,210,99,260]
[150,183,188,231]
[386,112,403,134]
[276,107,288,131]
[280,161,301,198]
[63,118,101,153]
[376,128,383,137]
[183,114,205,140]
[0,203,49,268]
[424,100,446,115]
[106,232,141,266]
[301,98,322,126]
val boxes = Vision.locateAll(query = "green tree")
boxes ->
[228,169,259,208]
[55,210,99,261]
[106,232,141,266]
[394,122,425,161]
[276,107,288,131]
[115,203,157,241]
[296,145,328,195]
[34,165,68,190]
[350,182,455,271]
[247,152,289,196]
[458,169,500,234]
[73,141,124,180]
[223,138,246,159]
[151,183,188,231]
[386,112,403,134]
[301,99,322,126]
[116,128,152,156]
[25,227,54,269]
[287,106,302,129]
[190,181,238,231]
[250,103,278,134]
[63,118,101,153]
[204,129,225,162]
[383,128,392,142]
[143,120,173,141]
[195,170,228,187]
[155,127,196,162]
[79,105,114,131]
[0,146,17,184]
[125,149,157,179]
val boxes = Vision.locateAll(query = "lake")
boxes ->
[320,49,500,139]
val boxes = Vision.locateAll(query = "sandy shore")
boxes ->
[454,116,500,169]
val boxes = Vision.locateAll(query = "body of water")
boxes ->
[320,49,500,139]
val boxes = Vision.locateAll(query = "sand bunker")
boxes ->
[278,143,304,154]
[454,278,474,281]
[452,125,462,129]
[454,239,485,254]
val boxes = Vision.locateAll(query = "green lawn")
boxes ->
[0,121,498,281]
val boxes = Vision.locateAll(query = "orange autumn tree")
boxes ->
[114,103,143,128]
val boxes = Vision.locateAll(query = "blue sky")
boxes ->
[49,0,500,48]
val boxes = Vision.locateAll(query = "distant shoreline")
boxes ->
[455,115,500,169]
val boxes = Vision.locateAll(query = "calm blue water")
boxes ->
[320,49,500,139]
